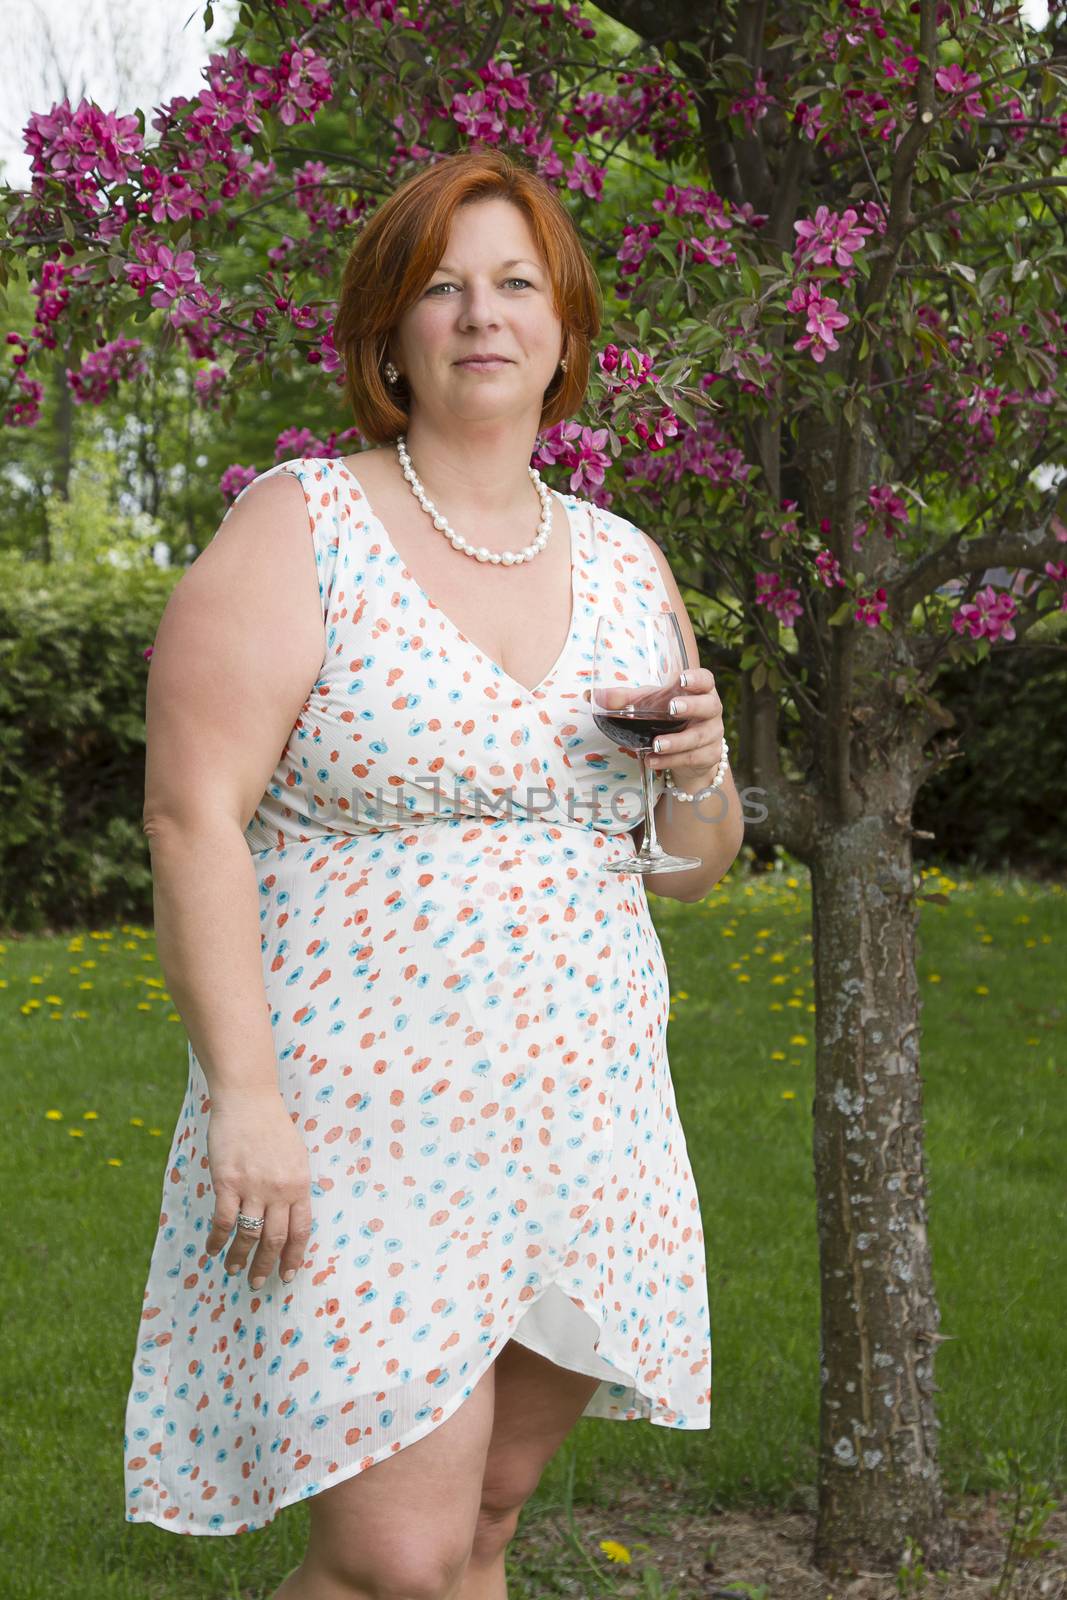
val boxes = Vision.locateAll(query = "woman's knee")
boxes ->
[310,1538,472,1600]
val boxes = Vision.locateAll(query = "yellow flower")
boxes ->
[45,995,62,1005]
[789,1034,808,1045]
[599,1540,631,1565]
[45,1109,63,1120]
[927,973,941,983]
[149,1127,163,1136]
[674,989,689,1000]
[106,1158,122,1167]
[68,1127,84,1138]
[771,1050,786,1061]
[83,1111,99,1120]
[130,1116,145,1127]
[782,1090,796,1100]
[975,985,989,996]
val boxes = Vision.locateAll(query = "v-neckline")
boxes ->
[332,455,581,701]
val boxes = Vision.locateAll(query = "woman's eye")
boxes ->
[425,278,534,295]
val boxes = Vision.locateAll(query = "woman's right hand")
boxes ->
[204,1086,313,1290]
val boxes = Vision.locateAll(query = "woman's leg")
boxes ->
[456,1343,603,1600]
[271,1358,496,1600]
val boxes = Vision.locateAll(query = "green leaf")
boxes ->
[670,392,697,428]
[827,599,854,627]
[751,659,768,690]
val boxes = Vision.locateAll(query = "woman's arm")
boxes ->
[141,472,325,1101]
[630,532,746,902]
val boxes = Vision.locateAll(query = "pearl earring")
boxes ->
[384,360,400,384]
[559,357,568,372]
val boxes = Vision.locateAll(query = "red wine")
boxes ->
[593,709,690,752]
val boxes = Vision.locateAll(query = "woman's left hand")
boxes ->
[647,667,726,788]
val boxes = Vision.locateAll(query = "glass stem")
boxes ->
[639,753,662,858]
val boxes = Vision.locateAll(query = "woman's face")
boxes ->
[390,196,564,431]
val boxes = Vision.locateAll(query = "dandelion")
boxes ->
[927,973,941,983]
[790,1033,808,1045]
[975,985,989,995]
[149,1127,163,1136]
[599,1540,632,1564]
[45,1109,63,1120]
[107,1158,122,1167]
[130,1116,145,1127]
[68,1127,85,1138]
[782,1090,797,1100]
[83,1111,99,1120]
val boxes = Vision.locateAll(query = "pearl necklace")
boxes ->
[395,435,553,565]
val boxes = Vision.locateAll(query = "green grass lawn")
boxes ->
[2,859,1064,1598]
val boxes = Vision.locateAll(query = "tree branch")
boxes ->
[892,495,1066,613]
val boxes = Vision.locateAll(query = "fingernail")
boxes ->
[679,671,687,688]
[653,738,662,753]
[281,1269,296,1283]
[250,1275,265,1290]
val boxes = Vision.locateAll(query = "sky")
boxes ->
[0,0,239,188]
[0,0,1053,191]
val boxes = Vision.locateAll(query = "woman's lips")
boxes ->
[456,357,512,369]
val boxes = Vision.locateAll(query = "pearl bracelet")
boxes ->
[663,738,730,803]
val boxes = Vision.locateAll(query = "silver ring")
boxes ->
[236,1212,265,1232]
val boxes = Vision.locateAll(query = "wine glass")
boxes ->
[591,610,703,876]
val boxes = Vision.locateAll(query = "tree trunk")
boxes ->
[808,810,959,1576]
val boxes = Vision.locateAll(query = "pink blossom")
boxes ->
[787,281,849,363]
[1042,560,1067,612]
[23,96,144,214]
[867,483,910,538]
[951,585,1017,642]
[565,152,604,203]
[814,549,846,587]
[66,337,147,404]
[935,63,984,124]
[683,233,737,269]
[854,587,888,628]
[730,71,774,134]
[532,422,611,495]
[221,464,260,502]
[793,204,873,271]
[632,408,679,452]
[272,48,334,128]
[755,571,804,628]
[451,89,505,141]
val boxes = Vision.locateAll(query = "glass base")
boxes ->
[606,848,703,876]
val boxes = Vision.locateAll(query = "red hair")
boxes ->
[333,148,602,445]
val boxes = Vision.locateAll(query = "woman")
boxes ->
[124,147,742,1597]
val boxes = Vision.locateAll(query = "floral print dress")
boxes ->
[123,454,712,1535]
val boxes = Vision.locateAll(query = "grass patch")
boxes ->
[2,862,1063,1597]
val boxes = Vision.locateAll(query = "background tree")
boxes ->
[3,0,1066,1579]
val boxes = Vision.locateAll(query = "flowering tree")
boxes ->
[5,0,1067,1578]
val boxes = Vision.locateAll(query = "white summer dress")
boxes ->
[123,454,713,1535]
